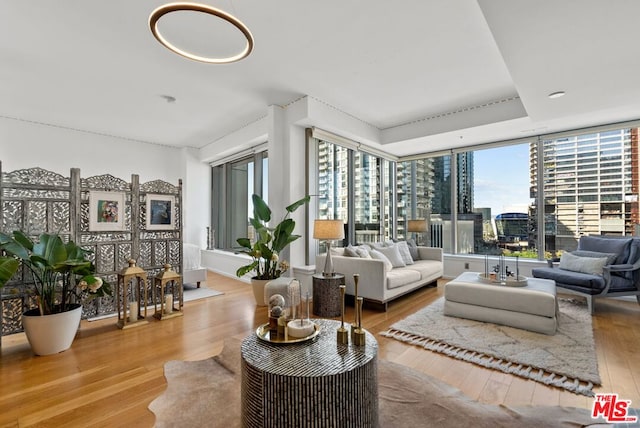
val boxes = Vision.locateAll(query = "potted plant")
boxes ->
[0,231,112,355]
[236,194,309,305]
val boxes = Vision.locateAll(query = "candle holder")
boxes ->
[116,259,149,329]
[336,285,349,344]
[351,274,360,341]
[353,297,366,346]
[154,264,183,320]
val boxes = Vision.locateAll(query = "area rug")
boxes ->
[183,285,224,303]
[381,297,600,396]
[148,339,618,427]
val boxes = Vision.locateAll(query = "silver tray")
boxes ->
[255,322,321,344]
[477,273,528,287]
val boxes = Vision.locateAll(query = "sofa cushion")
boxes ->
[578,236,632,265]
[395,241,415,265]
[532,266,606,294]
[376,245,406,268]
[370,249,393,272]
[559,252,608,276]
[407,260,442,281]
[386,268,421,290]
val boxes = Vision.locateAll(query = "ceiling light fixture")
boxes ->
[149,2,254,64]
[548,91,566,99]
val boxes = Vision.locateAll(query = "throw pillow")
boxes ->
[376,245,406,268]
[330,247,345,256]
[406,238,420,260]
[571,250,617,266]
[559,252,608,276]
[395,241,415,265]
[344,244,372,258]
[369,249,393,272]
[344,245,360,257]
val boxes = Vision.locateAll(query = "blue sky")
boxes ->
[473,144,531,217]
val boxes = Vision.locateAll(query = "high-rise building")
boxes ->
[530,128,640,251]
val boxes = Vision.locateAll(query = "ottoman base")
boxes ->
[444,300,558,335]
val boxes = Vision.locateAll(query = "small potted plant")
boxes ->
[236,194,309,305]
[0,231,112,355]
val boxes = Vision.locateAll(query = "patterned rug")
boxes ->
[382,297,600,396]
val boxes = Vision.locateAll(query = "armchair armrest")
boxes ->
[604,264,634,273]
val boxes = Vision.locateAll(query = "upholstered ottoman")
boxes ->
[444,272,558,335]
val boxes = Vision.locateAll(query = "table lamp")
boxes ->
[407,219,428,245]
[313,219,344,277]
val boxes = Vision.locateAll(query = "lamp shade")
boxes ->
[407,219,428,233]
[313,219,345,240]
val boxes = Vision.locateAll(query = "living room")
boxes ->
[2,1,640,426]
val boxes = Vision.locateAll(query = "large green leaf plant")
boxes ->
[0,231,112,315]
[236,194,310,280]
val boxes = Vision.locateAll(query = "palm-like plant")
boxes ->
[0,231,111,315]
[236,194,310,280]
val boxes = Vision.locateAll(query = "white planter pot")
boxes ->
[251,278,271,307]
[22,304,82,356]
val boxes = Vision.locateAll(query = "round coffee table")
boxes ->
[241,318,378,427]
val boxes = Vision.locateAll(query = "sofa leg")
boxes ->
[196,281,201,288]
[636,295,640,307]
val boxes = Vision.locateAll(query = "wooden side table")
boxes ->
[312,273,344,317]
[241,319,378,427]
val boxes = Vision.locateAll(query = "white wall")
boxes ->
[0,117,208,247]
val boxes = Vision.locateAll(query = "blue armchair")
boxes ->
[532,235,640,313]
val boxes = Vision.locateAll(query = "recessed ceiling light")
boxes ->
[548,91,566,99]
[149,2,254,64]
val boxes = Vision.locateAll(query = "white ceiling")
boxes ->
[2,1,640,157]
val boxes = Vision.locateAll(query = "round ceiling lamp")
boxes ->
[149,2,254,64]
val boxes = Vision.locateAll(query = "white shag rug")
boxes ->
[382,297,601,396]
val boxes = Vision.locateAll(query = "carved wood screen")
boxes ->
[0,163,182,336]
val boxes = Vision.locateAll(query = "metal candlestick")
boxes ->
[353,297,365,346]
[337,285,348,344]
[351,274,360,341]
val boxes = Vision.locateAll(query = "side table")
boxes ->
[312,273,344,317]
[241,319,378,427]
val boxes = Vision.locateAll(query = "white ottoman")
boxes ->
[444,272,558,335]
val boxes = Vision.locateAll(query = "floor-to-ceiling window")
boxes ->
[534,127,638,255]
[211,149,268,250]
[313,132,395,247]
[454,143,534,256]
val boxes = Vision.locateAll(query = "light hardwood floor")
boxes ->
[1,271,639,427]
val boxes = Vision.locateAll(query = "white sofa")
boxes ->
[316,246,443,310]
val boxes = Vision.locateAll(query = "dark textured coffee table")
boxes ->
[240,318,378,427]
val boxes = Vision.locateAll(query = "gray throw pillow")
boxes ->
[377,244,406,268]
[369,249,393,272]
[344,245,360,257]
[559,252,608,276]
[405,238,420,260]
[571,250,617,266]
[395,241,415,265]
